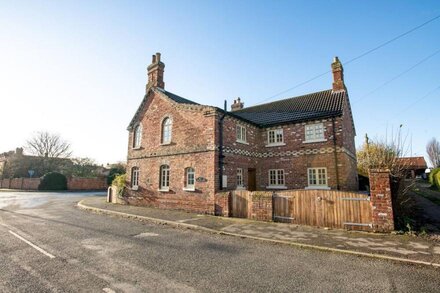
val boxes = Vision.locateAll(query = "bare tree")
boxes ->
[426,138,440,168]
[26,131,72,158]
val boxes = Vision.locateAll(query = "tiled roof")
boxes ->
[128,88,348,129]
[397,157,427,169]
[163,90,199,105]
[232,89,345,126]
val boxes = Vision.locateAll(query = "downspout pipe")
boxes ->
[218,100,227,190]
[332,117,341,190]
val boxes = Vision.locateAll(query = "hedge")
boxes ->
[38,172,67,190]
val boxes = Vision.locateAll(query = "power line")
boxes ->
[255,13,440,105]
[352,47,440,104]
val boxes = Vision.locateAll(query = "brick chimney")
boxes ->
[231,97,244,112]
[331,56,346,92]
[146,52,165,91]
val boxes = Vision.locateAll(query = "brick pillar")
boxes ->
[369,169,394,232]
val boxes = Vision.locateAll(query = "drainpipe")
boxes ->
[218,100,227,190]
[332,117,341,190]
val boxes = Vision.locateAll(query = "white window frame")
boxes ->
[236,124,247,144]
[131,167,140,190]
[266,128,285,147]
[267,169,286,189]
[161,117,172,145]
[304,123,326,143]
[159,165,170,191]
[306,167,329,189]
[236,168,244,188]
[183,167,195,191]
[133,125,142,149]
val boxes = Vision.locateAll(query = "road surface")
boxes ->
[0,191,439,292]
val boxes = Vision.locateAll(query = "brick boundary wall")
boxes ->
[369,169,395,232]
[0,177,108,191]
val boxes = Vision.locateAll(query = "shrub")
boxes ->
[434,171,440,191]
[112,174,127,196]
[38,172,67,190]
[429,168,440,188]
[107,166,126,185]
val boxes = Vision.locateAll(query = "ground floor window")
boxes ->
[160,165,170,191]
[237,168,243,187]
[184,167,195,190]
[268,169,285,187]
[308,167,327,187]
[131,167,139,189]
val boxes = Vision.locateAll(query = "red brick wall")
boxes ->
[250,192,272,221]
[217,111,358,192]
[369,170,395,232]
[67,177,107,190]
[125,90,218,214]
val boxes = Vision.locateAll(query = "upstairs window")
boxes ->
[159,165,170,190]
[131,167,140,189]
[236,168,243,187]
[308,168,328,187]
[305,123,325,142]
[184,167,195,190]
[267,129,284,145]
[133,125,142,148]
[268,169,285,187]
[236,125,247,143]
[162,117,172,144]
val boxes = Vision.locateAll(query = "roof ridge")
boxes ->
[235,88,336,112]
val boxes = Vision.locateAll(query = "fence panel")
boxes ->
[231,190,250,218]
[273,190,372,230]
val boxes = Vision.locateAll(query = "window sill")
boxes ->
[303,139,327,144]
[266,185,287,190]
[265,142,286,148]
[305,186,330,190]
[158,188,170,192]
[236,140,249,145]
[183,187,196,192]
[236,186,246,190]
[160,142,172,146]
[131,186,139,191]
[132,146,142,150]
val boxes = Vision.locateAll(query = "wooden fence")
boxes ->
[272,190,372,230]
[229,189,373,231]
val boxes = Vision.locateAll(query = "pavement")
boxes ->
[2,190,440,292]
[80,196,440,267]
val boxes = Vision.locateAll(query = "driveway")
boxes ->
[1,191,439,292]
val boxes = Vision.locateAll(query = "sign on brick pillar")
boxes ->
[369,169,394,232]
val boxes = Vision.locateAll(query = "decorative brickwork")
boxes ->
[369,170,395,232]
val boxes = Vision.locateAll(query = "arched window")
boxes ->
[184,167,195,190]
[161,117,172,144]
[131,167,140,189]
[159,165,170,190]
[133,125,142,148]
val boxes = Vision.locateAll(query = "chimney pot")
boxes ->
[156,52,161,62]
[152,54,156,63]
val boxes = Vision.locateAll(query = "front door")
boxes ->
[248,168,256,191]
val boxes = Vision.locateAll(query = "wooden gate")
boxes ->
[273,190,372,230]
[230,190,251,218]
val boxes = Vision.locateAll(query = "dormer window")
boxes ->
[236,124,247,144]
[304,123,325,143]
[161,117,172,144]
[133,125,142,148]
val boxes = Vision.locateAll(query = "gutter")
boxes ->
[332,117,341,190]
[218,101,227,190]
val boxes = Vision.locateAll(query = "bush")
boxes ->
[429,168,440,189]
[38,172,67,190]
[112,174,127,196]
[107,166,126,185]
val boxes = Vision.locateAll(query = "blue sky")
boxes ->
[0,1,439,165]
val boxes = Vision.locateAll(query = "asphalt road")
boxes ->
[0,191,439,292]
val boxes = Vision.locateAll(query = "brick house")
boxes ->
[125,53,357,214]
